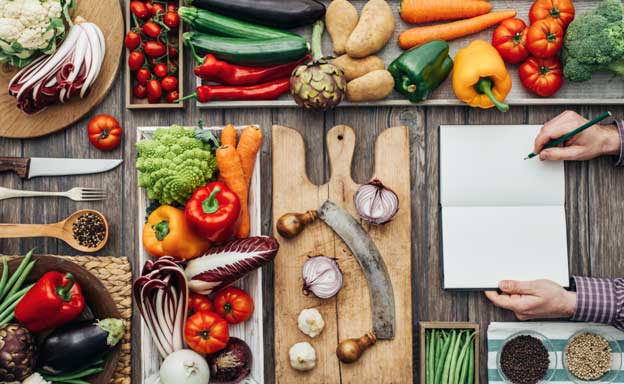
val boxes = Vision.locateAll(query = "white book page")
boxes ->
[440,125,565,207]
[442,206,569,289]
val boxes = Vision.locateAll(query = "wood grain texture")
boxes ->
[0,0,124,138]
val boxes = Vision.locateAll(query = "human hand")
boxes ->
[484,279,577,320]
[534,110,621,161]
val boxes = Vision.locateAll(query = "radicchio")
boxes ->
[185,236,279,295]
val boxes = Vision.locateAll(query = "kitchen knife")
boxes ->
[0,157,123,179]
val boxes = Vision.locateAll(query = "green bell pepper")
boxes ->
[388,40,454,103]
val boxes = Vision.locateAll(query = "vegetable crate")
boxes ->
[420,322,480,384]
[196,0,624,109]
[136,126,263,384]
[125,1,184,109]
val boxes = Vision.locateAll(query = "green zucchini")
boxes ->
[184,32,310,66]
[178,6,301,40]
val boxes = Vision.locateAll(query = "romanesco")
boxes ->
[137,126,218,206]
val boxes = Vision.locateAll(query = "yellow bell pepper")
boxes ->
[143,205,211,260]
[452,40,512,112]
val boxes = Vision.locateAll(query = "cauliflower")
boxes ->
[0,0,72,67]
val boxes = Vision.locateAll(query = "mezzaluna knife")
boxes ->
[0,156,122,179]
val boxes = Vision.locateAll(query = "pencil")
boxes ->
[524,111,612,160]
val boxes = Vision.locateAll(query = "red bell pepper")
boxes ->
[15,271,85,333]
[194,54,309,86]
[176,78,291,103]
[185,181,241,243]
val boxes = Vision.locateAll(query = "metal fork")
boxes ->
[0,187,107,201]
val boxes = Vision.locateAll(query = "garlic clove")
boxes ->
[298,308,325,338]
[289,342,317,371]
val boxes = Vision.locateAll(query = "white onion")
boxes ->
[160,349,210,384]
[353,179,399,225]
[302,256,343,299]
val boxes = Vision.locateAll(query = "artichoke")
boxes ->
[290,20,346,110]
[0,324,37,381]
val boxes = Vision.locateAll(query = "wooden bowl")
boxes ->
[6,255,121,384]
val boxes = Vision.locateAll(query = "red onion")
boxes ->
[207,337,252,383]
[353,179,399,225]
[302,256,343,299]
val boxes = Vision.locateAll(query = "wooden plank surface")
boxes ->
[0,1,622,383]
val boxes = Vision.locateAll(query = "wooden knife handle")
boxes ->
[0,157,30,178]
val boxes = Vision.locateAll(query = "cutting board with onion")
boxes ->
[272,125,413,383]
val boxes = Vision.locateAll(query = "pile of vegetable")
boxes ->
[0,0,74,67]
[126,0,180,104]
[424,328,476,384]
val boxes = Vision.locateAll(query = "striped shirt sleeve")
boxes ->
[571,276,624,330]
[615,120,624,167]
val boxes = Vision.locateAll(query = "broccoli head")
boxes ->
[562,0,624,81]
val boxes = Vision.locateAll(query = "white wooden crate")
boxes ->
[137,125,263,384]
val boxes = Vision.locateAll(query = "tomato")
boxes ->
[164,12,180,29]
[168,45,177,57]
[161,75,178,92]
[166,90,179,103]
[153,63,168,78]
[167,4,177,12]
[519,56,563,97]
[87,114,123,151]
[188,293,213,317]
[167,61,178,75]
[134,83,147,98]
[184,311,229,355]
[144,1,153,14]
[130,1,149,19]
[142,21,161,39]
[492,18,529,65]
[136,68,151,85]
[529,0,575,28]
[144,41,166,57]
[151,3,165,16]
[124,30,141,50]
[128,51,145,71]
[526,19,563,59]
[213,287,254,324]
[147,79,163,103]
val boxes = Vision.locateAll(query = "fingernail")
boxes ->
[499,281,510,290]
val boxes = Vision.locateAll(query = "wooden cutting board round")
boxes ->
[0,0,124,139]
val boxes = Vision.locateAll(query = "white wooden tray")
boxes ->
[196,0,624,108]
[137,125,263,384]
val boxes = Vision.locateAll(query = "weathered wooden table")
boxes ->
[1,11,623,384]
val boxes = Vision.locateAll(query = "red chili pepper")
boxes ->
[15,271,85,333]
[177,78,291,103]
[185,181,241,243]
[193,54,309,86]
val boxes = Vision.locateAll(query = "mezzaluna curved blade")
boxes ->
[317,200,395,339]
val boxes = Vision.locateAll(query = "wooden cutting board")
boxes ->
[273,125,413,383]
[0,0,123,138]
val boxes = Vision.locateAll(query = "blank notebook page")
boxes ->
[440,125,569,290]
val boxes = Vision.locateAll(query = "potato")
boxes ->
[326,0,359,55]
[346,70,395,102]
[345,0,395,58]
[332,55,385,81]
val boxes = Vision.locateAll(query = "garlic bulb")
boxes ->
[298,308,325,338]
[302,256,343,299]
[22,373,51,384]
[289,342,317,371]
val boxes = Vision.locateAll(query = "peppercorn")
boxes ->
[500,335,549,384]
[72,213,106,248]
[565,332,611,380]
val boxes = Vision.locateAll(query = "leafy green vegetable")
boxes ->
[137,125,217,206]
[562,0,624,82]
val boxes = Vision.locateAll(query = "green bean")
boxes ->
[467,340,475,384]
[5,260,35,300]
[0,300,20,325]
[428,329,437,384]
[54,379,90,384]
[0,283,34,316]
[434,331,453,384]
[447,331,464,384]
[3,249,33,301]
[0,256,9,300]
[440,330,458,384]
[455,332,476,383]
[435,331,442,379]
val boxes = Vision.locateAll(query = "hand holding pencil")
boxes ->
[530,111,621,161]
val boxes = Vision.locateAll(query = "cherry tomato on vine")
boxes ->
[134,83,147,98]
[142,21,162,39]
[130,1,149,19]
[153,63,168,78]
[144,1,153,14]
[164,12,180,28]
[526,19,564,59]
[124,30,141,50]
[161,75,178,92]
[529,0,575,28]
[147,79,163,103]
[144,41,166,57]
[128,51,145,71]
[213,287,254,324]
[492,18,529,64]
[168,45,177,57]
[167,4,177,12]
[519,56,564,97]
[136,68,151,86]
[166,90,179,103]
[151,3,165,17]
[87,114,123,151]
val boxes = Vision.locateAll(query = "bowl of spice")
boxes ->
[497,331,557,384]
[563,329,622,383]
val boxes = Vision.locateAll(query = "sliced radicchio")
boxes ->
[185,236,279,295]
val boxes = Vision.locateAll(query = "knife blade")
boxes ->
[0,157,122,179]
[317,200,396,339]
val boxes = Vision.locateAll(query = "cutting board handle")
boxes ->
[327,125,355,182]
[0,157,29,178]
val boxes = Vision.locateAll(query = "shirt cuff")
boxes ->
[615,120,624,167]
[571,276,617,324]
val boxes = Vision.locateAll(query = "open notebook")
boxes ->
[440,125,569,290]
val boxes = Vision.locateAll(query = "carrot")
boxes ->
[398,10,517,49]
[400,0,492,24]
[237,125,263,185]
[221,124,237,147]
[217,145,250,238]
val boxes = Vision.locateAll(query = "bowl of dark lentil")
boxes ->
[563,329,622,383]
[497,331,557,384]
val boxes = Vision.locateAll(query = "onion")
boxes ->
[302,256,343,299]
[207,337,252,383]
[133,256,188,359]
[353,179,399,225]
[160,349,210,384]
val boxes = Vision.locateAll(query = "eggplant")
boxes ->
[38,318,125,374]
[186,0,326,29]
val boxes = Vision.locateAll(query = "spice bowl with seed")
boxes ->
[497,331,557,384]
[563,328,622,384]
